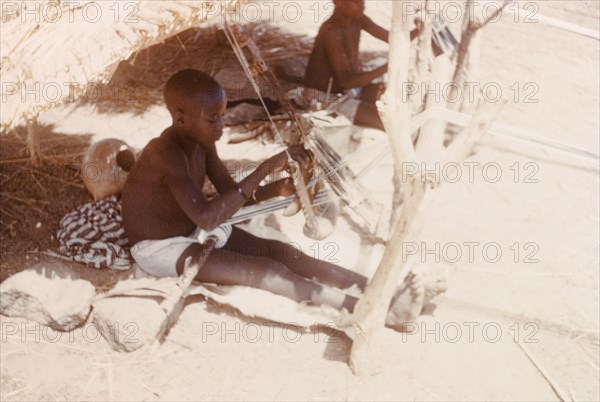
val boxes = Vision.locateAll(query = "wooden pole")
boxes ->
[408,0,434,114]
[350,0,416,375]
[415,1,433,85]
[416,54,452,161]
[378,0,416,231]
[27,117,41,167]
[349,1,508,376]
[376,1,415,176]
[458,0,481,113]
[450,0,511,111]
[350,177,429,375]
[350,100,506,375]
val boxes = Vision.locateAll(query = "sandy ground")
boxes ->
[1,1,599,401]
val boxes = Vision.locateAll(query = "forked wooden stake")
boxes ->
[350,1,416,375]
[349,1,506,375]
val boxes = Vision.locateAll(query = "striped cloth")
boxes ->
[57,195,132,270]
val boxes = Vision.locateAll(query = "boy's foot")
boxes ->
[385,272,425,331]
[423,275,448,305]
[385,271,449,332]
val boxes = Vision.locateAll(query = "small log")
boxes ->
[26,118,42,167]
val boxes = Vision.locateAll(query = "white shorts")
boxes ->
[130,225,233,278]
[130,234,198,278]
[297,88,362,122]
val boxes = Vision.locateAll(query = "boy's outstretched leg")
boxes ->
[221,227,370,291]
[221,228,447,320]
[176,238,442,331]
[177,243,358,312]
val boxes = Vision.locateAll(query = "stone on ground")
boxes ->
[91,277,184,352]
[92,295,168,352]
[0,261,95,330]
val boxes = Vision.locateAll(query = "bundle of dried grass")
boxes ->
[90,22,313,115]
[0,0,242,130]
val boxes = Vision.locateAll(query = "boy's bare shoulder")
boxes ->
[320,17,344,34]
[155,129,189,156]
[138,130,188,175]
[316,21,345,47]
[144,129,175,152]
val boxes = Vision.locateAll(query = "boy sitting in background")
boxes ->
[304,0,442,130]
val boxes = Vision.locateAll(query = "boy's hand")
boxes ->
[267,144,312,173]
[273,178,296,197]
[256,178,296,202]
[287,144,313,171]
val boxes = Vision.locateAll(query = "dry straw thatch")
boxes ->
[0,0,243,130]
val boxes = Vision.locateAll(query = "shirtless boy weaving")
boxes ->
[122,69,432,329]
[304,0,442,131]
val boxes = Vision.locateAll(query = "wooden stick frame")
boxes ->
[349,0,506,375]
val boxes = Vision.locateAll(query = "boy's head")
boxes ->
[333,0,365,19]
[164,69,227,145]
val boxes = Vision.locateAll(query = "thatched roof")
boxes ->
[0,0,242,130]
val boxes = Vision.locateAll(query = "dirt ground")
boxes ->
[1,1,599,401]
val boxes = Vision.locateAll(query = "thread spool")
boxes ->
[196,224,233,249]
